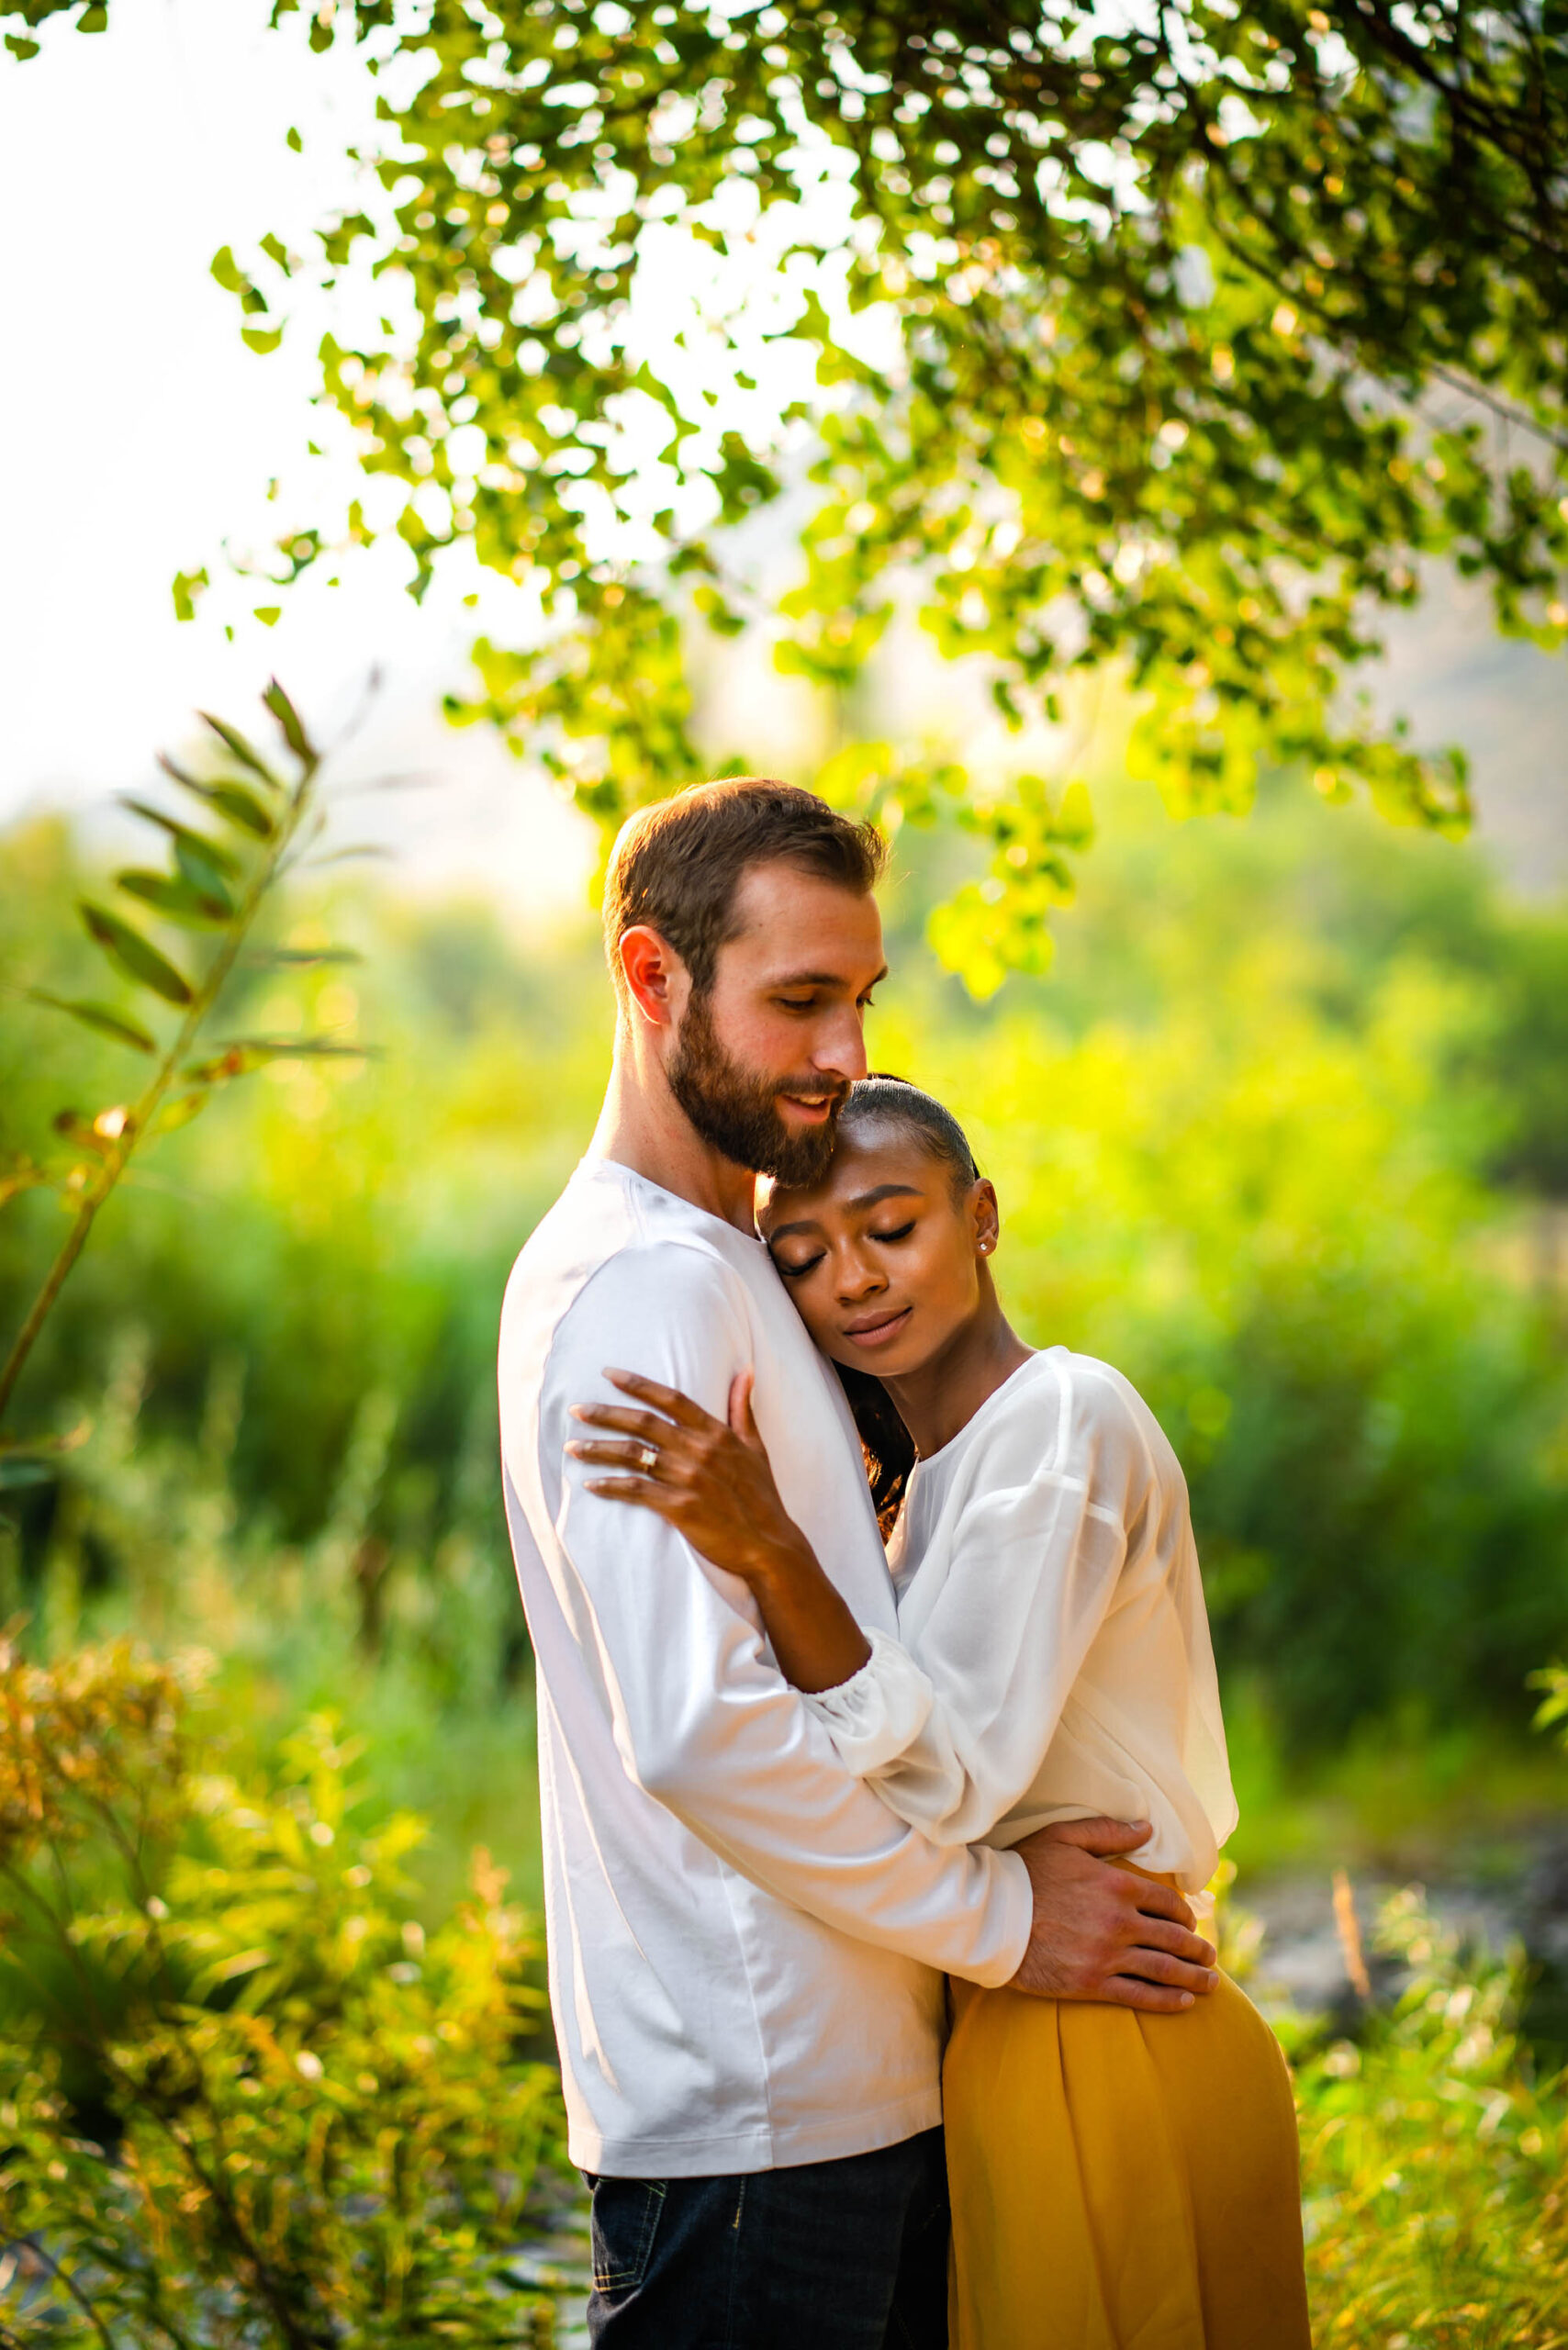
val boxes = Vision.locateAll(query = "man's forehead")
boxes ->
[724,860,885,974]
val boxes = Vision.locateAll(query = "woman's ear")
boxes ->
[971,1179,1001,1260]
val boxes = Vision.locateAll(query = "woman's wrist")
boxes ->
[741,1521,822,1594]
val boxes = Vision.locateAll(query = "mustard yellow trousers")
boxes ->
[945,1932,1311,2350]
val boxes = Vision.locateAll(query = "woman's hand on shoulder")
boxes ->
[567,1368,813,1590]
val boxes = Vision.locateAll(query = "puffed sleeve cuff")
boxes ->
[802,1628,937,1778]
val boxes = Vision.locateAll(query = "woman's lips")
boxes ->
[841,1306,913,1350]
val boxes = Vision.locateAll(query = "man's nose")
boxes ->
[812,1002,869,1085]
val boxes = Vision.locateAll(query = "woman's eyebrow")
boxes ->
[767,1183,923,1243]
[846,1183,924,1211]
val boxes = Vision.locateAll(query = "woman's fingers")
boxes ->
[583,1474,678,1509]
[604,1369,716,1430]
[728,1367,763,1449]
[570,1402,678,1441]
[567,1438,666,1471]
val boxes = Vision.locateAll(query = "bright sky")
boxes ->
[0,0,598,913]
[3,0,1564,906]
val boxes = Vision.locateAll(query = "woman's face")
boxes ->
[759,1122,998,1380]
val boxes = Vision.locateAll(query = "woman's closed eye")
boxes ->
[773,1249,825,1281]
[868,1220,916,1245]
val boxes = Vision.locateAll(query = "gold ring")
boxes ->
[637,1443,659,1474]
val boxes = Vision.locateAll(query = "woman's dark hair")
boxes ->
[831,1075,980,1534]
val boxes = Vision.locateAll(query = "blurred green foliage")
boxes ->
[23,0,1566,968]
[1,1645,1562,2344]
[190,0,1567,905]
[0,684,361,1454]
[884,789,1568,1748]
[0,1637,567,2344]
[6,767,1567,1790]
[1290,1891,1568,2346]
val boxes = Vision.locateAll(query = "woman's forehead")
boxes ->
[760,1124,935,1227]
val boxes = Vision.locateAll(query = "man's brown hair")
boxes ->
[602,778,888,998]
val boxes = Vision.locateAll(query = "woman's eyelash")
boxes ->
[775,1252,824,1280]
[871,1221,915,1243]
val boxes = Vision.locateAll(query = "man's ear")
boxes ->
[619,923,689,1030]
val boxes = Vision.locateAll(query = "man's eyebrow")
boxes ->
[766,964,890,990]
[767,1183,924,1243]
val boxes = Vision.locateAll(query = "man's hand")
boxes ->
[1009,1817,1219,2013]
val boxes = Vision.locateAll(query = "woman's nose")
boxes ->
[834,1251,885,1304]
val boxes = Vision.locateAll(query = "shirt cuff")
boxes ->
[958,1847,1034,1988]
[802,1628,936,1778]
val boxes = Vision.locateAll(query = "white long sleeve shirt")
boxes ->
[497,1158,1032,2178]
[806,1349,1238,1892]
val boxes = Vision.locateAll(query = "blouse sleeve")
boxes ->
[803,1361,1146,1845]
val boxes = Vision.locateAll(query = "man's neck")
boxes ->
[589,1047,758,1233]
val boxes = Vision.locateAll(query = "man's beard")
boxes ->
[666,990,847,1185]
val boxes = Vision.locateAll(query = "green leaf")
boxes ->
[27,988,157,1053]
[245,946,363,968]
[117,867,232,926]
[158,1091,210,1133]
[172,566,208,622]
[185,1036,368,1084]
[120,800,241,877]
[196,712,283,789]
[241,326,285,355]
[263,677,314,762]
[210,244,248,295]
[79,902,194,1005]
[157,757,276,838]
[0,1460,53,1492]
[205,784,275,837]
[174,837,238,907]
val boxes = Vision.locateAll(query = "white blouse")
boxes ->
[805,1348,1238,1893]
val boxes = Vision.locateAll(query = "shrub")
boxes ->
[0,1637,567,2345]
[1291,1891,1568,2346]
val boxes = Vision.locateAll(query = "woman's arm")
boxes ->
[566,1367,873,1694]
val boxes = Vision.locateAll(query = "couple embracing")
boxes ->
[498,780,1311,2349]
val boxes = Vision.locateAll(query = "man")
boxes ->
[498,780,1216,2347]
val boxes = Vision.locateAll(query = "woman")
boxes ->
[567,1074,1310,2350]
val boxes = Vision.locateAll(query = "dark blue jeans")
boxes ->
[584,2126,949,2348]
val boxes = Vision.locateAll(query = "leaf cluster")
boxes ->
[0,1637,566,2346]
[1292,1887,1568,2345]
[2,685,367,1443]
[162,0,1566,962]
